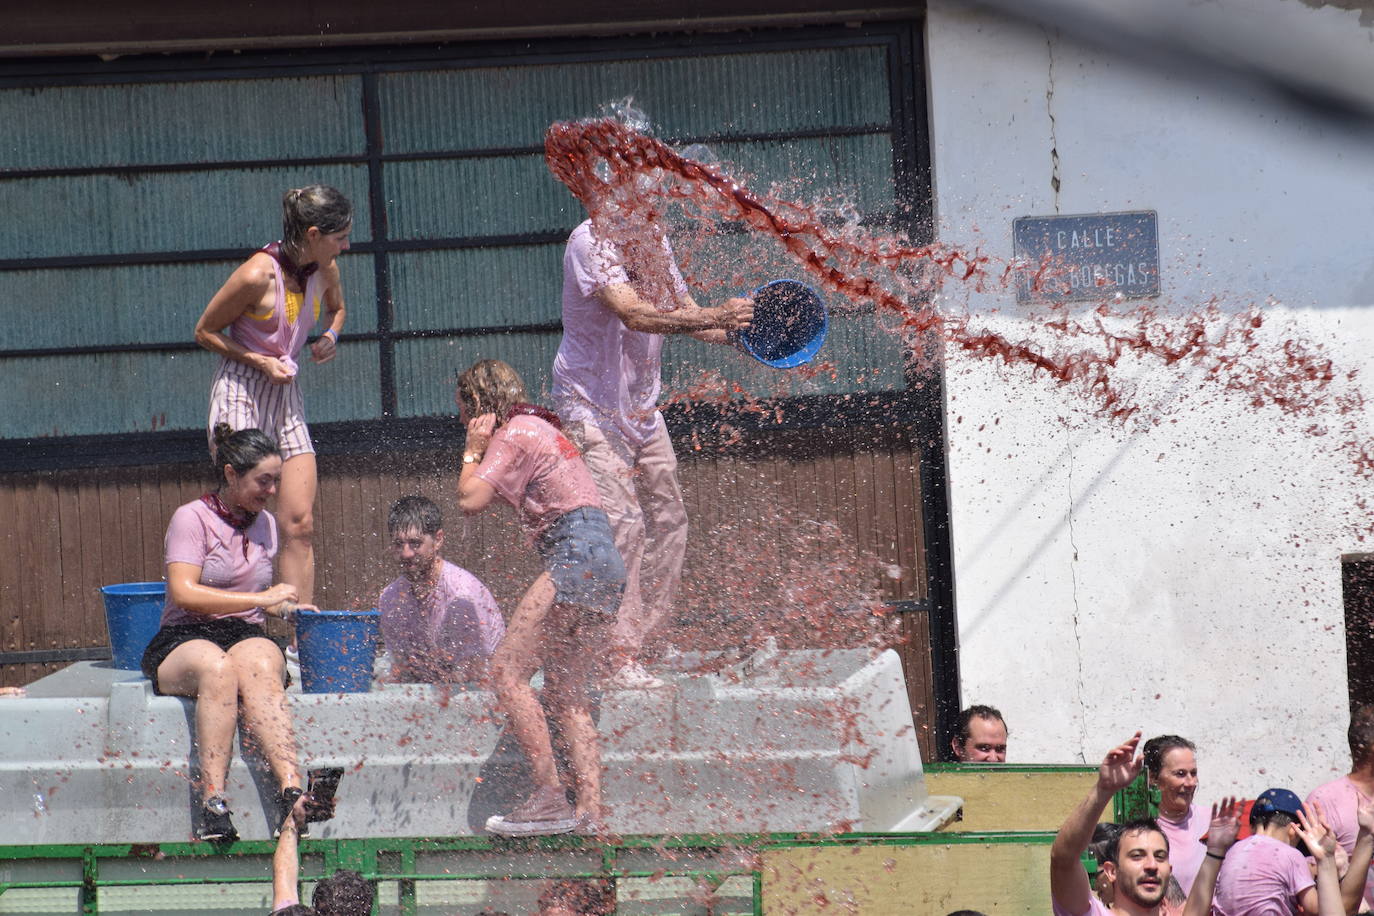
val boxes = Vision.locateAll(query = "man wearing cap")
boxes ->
[1307,704,1374,910]
[1051,732,1173,916]
[553,196,753,689]
[1211,789,1374,915]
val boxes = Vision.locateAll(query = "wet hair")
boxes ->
[282,185,353,248]
[955,704,1007,744]
[455,359,528,422]
[1105,818,1168,864]
[1349,705,1374,764]
[272,906,317,916]
[388,495,443,537]
[211,424,280,486]
[310,870,374,916]
[1090,821,1125,866]
[1249,806,1297,830]
[1143,735,1196,779]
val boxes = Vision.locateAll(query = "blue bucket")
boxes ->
[100,582,166,670]
[295,609,380,693]
[735,279,829,368]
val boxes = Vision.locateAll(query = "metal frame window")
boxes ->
[0,22,934,472]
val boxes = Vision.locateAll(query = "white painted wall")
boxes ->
[926,0,1374,796]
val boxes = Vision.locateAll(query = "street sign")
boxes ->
[1012,210,1160,304]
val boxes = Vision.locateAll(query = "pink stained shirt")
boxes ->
[475,414,603,539]
[1212,834,1314,916]
[378,560,505,682]
[161,499,278,627]
[227,253,325,378]
[1306,776,1374,908]
[1157,802,1210,896]
[1051,895,1112,916]
[551,219,690,446]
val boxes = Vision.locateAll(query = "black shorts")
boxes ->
[140,618,284,695]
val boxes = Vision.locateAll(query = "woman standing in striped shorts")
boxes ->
[194,185,353,608]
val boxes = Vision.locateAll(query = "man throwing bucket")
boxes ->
[553,212,754,688]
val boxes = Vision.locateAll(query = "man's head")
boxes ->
[1097,819,1171,909]
[951,705,1008,762]
[1349,704,1374,770]
[1250,788,1308,849]
[387,496,445,584]
[311,870,374,916]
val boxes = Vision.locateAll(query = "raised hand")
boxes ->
[1308,799,1339,854]
[1206,796,1242,855]
[1356,794,1374,836]
[1297,802,1338,858]
[465,413,497,459]
[1098,731,1144,794]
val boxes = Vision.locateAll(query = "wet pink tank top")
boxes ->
[226,252,324,377]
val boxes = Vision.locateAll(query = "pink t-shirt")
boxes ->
[1157,802,1209,896]
[162,500,278,627]
[551,219,689,446]
[1306,776,1374,908]
[1051,894,1112,916]
[1212,834,1314,916]
[475,414,602,537]
[378,560,504,682]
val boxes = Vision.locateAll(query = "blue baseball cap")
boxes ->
[1251,788,1304,822]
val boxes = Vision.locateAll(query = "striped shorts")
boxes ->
[206,358,314,459]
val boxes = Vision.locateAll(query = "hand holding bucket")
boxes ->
[730,279,828,369]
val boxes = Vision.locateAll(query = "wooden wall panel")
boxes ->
[1,428,933,713]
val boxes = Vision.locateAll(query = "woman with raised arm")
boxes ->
[141,425,315,841]
[194,185,352,608]
[455,359,626,837]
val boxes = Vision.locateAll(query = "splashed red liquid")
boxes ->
[545,117,1373,474]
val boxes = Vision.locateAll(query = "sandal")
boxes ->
[273,786,306,839]
[195,795,238,842]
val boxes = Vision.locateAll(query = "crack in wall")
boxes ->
[1045,27,1062,212]
[1066,439,1089,762]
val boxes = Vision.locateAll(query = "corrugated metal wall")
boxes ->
[1,39,909,442]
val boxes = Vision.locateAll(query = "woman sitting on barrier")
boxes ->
[456,359,626,837]
[141,424,314,841]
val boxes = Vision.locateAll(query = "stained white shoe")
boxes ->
[604,662,666,689]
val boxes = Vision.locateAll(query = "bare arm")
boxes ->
[1183,797,1241,916]
[596,283,752,336]
[1293,804,1346,916]
[165,562,298,618]
[271,799,309,911]
[1051,732,1144,916]
[1337,796,1374,914]
[194,255,297,383]
[456,414,499,515]
[308,261,346,365]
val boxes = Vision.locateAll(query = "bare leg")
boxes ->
[544,606,609,818]
[490,574,560,788]
[157,640,239,796]
[227,638,300,791]
[276,453,317,607]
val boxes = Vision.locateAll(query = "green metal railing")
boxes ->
[0,830,1067,916]
[0,771,1145,914]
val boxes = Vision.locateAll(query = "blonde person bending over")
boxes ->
[194,185,352,608]
[456,360,626,837]
[140,425,319,841]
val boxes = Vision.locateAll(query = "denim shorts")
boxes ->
[536,507,627,617]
